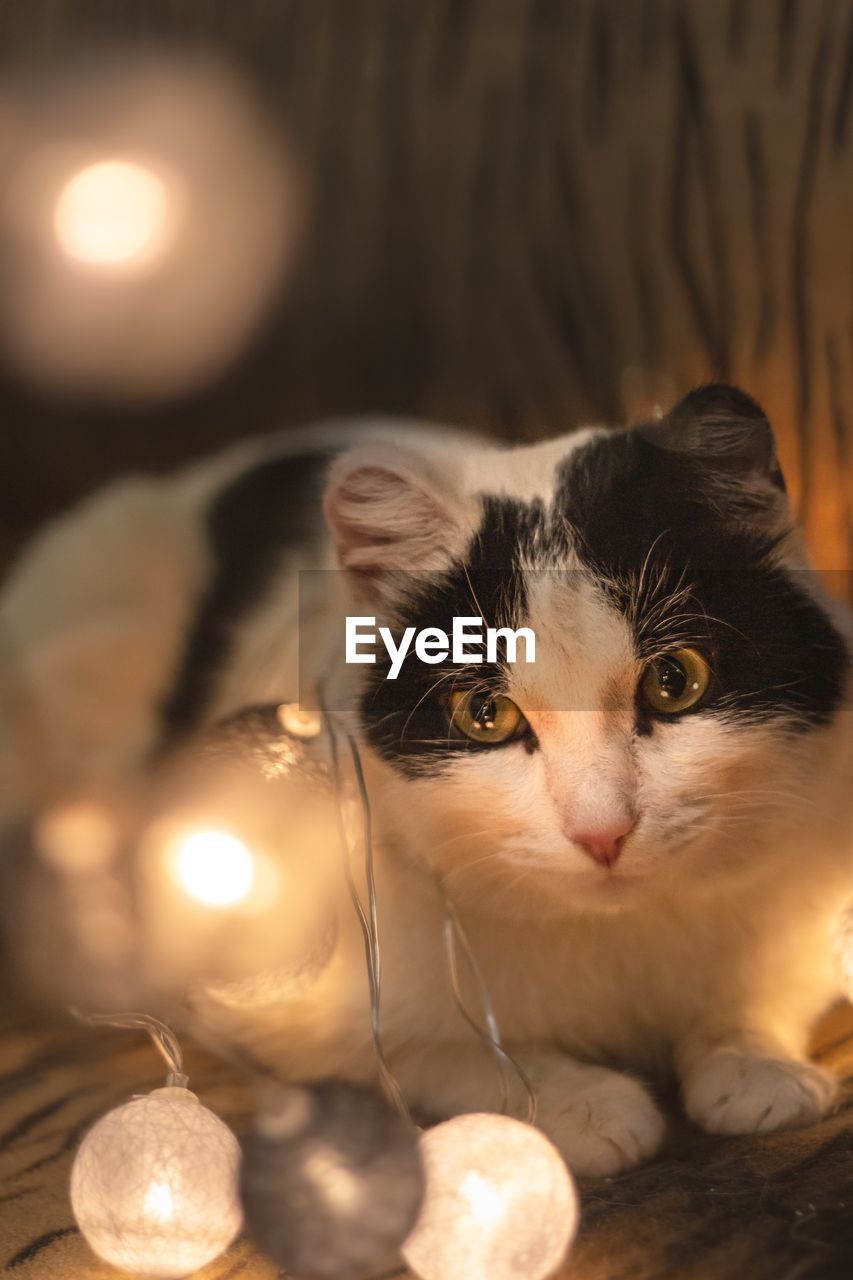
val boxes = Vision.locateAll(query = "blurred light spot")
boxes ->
[459,1171,509,1228]
[35,800,117,874]
[277,703,323,741]
[143,1179,175,1224]
[54,160,172,267]
[173,829,255,908]
[302,1143,365,1213]
[0,50,303,401]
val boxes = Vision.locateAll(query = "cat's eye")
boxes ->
[640,647,712,715]
[448,690,527,745]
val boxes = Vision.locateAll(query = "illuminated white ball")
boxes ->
[71,1087,242,1279]
[173,829,255,907]
[402,1114,578,1280]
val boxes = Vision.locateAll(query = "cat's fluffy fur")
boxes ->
[3,385,853,1175]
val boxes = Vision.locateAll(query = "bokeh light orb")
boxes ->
[54,158,174,267]
[172,829,255,908]
[241,1081,424,1280]
[0,50,302,401]
[402,1114,578,1280]
[71,1087,242,1279]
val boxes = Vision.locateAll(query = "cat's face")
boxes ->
[325,387,852,914]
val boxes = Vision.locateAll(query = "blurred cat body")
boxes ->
[3,386,853,1175]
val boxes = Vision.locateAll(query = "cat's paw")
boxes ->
[540,1072,666,1177]
[684,1049,837,1135]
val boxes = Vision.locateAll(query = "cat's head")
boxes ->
[324,386,853,915]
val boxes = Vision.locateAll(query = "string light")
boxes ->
[54,705,582,1280]
[135,706,343,1002]
[70,1014,242,1279]
[240,1080,425,1280]
[0,50,300,400]
[53,159,175,267]
[402,1113,578,1280]
[170,828,255,908]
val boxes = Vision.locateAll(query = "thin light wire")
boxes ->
[440,886,537,1124]
[315,684,410,1123]
[71,1008,189,1088]
[315,679,536,1127]
[73,693,538,1129]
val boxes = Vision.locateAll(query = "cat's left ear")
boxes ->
[323,439,480,594]
[641,384,787,495]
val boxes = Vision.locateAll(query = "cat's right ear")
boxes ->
[641,384,787,493]
[636,384,792,533]
[323,441,479,593]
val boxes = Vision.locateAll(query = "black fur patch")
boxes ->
[557,427,848,730]
[359,496,541,775]
[361,407,848,775]
[158,450,330,747]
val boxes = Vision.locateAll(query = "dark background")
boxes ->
[0,0,850,580]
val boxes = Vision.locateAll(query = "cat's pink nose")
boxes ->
[571,819,636,868]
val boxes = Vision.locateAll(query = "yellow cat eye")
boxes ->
[640,647,712,715]
[448,690,527,745]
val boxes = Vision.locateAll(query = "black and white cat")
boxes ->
[3,384,853,1176]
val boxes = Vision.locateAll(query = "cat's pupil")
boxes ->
[470,694,497,729]
[656,656,687,700]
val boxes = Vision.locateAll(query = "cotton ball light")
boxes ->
[137,703,342,1001]
[402,1113,578,1280]
[240,1080,424,1280]
[71,1086,242,1278]
[171,828,256,908]
[200,918,338,1008]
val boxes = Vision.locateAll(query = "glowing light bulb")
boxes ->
[53,159,173,267]
[173,829,255,907]
[402,1114,578,1280]
[71,1086,242,1279]
[143,1179,175,1222]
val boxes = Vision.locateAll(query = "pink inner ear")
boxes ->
[324,461,467,573]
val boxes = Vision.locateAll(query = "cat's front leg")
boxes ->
[678,1030,837,1135]
[394,1043,665,1177]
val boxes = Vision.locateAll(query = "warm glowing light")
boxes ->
[459,1169,508,1228]
[71,1087,242,1279]
[34,800,116,874]
[0,53,297,400]
[143,1179,175,1223]
[402,1114,578,1280]
[277,702,323,740]
[53,159,172,266]
[173,830,255,907]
